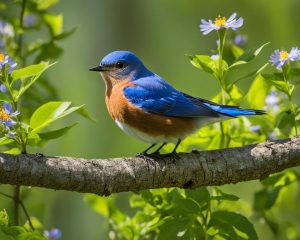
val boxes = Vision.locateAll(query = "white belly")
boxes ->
[115,116,227,143]
[115,120,179,143]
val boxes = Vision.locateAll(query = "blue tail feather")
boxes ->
[203,103,266,117]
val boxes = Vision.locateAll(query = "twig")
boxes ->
[0,191,35,231]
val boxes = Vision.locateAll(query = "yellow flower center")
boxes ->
[0,53,5,63]
[0,108,10,121]
[279,51,289,61]
[214,16,227,27]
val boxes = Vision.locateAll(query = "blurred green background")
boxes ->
[1,0,300,239]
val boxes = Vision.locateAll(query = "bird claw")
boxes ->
[34,153,44,159]
[136,152,156,160]
[136,152,161,166]
[164,152,180,162]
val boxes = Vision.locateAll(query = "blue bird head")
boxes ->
[90,50,152,81]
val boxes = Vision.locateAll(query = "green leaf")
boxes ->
[229,60,247,68]
[246,74,271,109]
[211,188,240,202]
[208,216,237,239]
[228,84,243,102]
[277,111,294,129]
[24,217,43,231]
[16,232,46,240]
[174,198,201,214]
[35,43,63,62]
[11,63,48,82]
[157,216,191,240]
[15,62,55,100]
[76,107,97,122]
[228,43,269,69]
[53,27,77,41]
[0,137,14,146]
[43,14,63,36]
[212,211,258,240]
[0,209,9,228]
[237,42,270,62]
[185,187,210,205]
[35,0,59,10]
[208,59,229,77]
[84,194,110,218]
[261,173,285,187]
[253,187,282,211]
[29,101,84,133]
[4,148,20,154]
[261,73,290,94]
[262,171,297,187]
[232,63,269,84]
[188,55,214,74]
[230,44,244,59]
[2,226,27,236]
[38,123,78,141]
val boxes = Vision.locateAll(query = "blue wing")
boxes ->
[124,75,266,118]
[123,76,219,118]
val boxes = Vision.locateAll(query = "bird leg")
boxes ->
[172,139,181,154]
[151,142,167,155]
[164,139,181,161]
[136,143,157,158]
[143,143,157,154]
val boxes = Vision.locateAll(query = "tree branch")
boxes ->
[0,136,299,196]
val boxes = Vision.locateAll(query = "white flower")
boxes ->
[200,13,244,35]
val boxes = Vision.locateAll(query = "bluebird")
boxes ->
[90,51,265,156]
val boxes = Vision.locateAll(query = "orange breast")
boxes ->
[105,80,198,139]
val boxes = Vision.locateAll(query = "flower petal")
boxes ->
[0,83,7,93]
[227,12,237,22]
[3,102,12,114]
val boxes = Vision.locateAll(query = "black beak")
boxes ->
[89,65,108,72]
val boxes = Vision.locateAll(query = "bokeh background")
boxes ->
[1,0,300,239]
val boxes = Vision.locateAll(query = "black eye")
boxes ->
[115,61,124,69]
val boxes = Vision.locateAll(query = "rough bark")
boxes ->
[0,136,299,196]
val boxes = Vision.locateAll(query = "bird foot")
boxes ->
[34,153,44,159]
[136,152,160,163]
[164,152,180,162]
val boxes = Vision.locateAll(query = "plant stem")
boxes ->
[17,0,27,60]
[203,199,211,240]
[217,29,226,84]
[13,185,20,225]
[0,191,35,231]
[217,29,229,148]
[282,66,298,136]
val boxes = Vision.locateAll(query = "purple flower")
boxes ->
[268,131,277,141]
[264,91,281,112]
[250,125,260,133]
[0,83,7,93]
[44,228,62,240]
[0,52,17,74]
[0,21,14,37]
[270,47,300,69]
[265,91,279,106]
[24,14,37,28]
[0,102,19,130]
[7,131,17,138]
[234,34,247,46]
[210,54,219,60]
[200,13,244,35]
